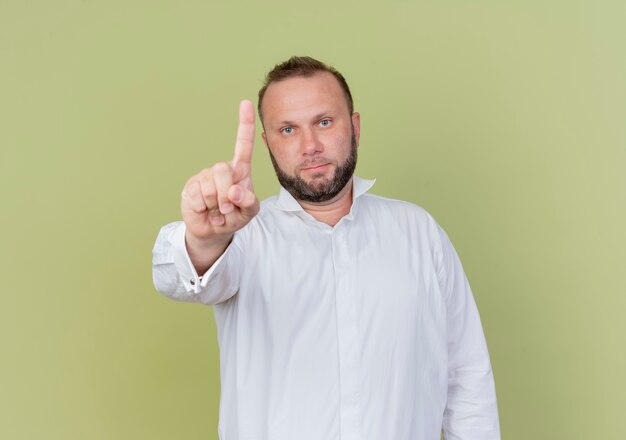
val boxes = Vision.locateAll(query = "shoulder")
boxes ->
[358,192,445,243]
[360,192,435,223]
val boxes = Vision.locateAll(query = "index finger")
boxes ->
[232,100,256,166]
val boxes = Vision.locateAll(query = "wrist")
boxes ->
[184,230,233,275]
[185,230,233,253]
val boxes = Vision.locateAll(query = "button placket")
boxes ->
[332,226,362,440]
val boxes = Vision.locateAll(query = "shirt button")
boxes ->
[190,279,195,285]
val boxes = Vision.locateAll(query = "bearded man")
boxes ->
[152,56,500,440]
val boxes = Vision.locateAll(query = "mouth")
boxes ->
[301,163,330,172]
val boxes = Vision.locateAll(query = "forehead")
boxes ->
[261,72,349,124]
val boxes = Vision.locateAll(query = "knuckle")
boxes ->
[183,182,201,199]
[212,161,231,174]
[197,168,212,179]
[184,175,198,188]
[183,186,197,200]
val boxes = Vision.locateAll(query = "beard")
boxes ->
[268,131,358,203]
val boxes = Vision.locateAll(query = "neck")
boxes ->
[298,179,354,227]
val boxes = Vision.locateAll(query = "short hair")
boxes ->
[257,56,354,122]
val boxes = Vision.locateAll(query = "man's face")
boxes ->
[261,72,361,203]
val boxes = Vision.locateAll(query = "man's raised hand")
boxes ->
[180,100,260,270]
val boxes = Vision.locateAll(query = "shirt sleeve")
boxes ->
[435,225,501,440]
[152,221,242,305]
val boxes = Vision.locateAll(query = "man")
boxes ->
[152,56,500,440]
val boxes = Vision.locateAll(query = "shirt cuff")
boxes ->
[170,222,232,294]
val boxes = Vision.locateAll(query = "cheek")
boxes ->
[325,132,351,157]
[335,133,348,148]
[269,145,299,171]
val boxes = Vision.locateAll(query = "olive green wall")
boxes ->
[2,1,624,438]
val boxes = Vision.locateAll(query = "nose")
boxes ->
[301,128,324,156]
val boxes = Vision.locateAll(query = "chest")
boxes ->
[239,219,444,326]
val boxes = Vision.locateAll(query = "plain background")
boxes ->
[2,1,625,438]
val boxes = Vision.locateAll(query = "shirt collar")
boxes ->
[276,176,376,212]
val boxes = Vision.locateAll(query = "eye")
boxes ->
[281,127,294,135]
[319,119,331,127]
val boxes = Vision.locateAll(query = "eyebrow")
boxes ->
[277,111,332,126]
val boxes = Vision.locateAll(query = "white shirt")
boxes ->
[152,176,500,440]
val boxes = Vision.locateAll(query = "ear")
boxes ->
[351,112,361,148]
[261,131,268,147]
